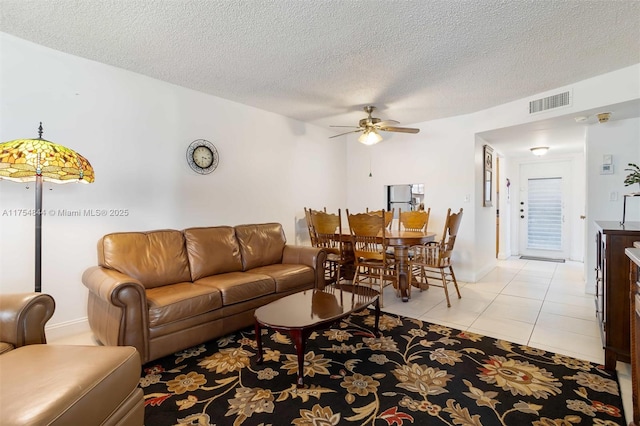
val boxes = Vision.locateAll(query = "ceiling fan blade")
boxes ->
[329,129,364,138]
[374,120,400,127]
[330,125,361,128]
[379,126,420,134]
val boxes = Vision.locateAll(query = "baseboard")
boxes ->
[497,251,511,260]
[45,317,90,341]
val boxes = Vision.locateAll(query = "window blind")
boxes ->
[527,177,562,251]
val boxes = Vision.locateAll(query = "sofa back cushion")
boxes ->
[98,230,191,288]
[183,226,243,280]
[235,223,286,271]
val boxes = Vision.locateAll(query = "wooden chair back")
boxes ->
[346,210,388,262]
[304,207,328,247]
[366,208,394,230]
[310,209,343,256]
[304,207,318,247]
[398,208,430,232]
[439,208,463,263]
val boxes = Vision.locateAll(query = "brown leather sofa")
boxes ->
[0,293,144,425]
[83,222,325,363]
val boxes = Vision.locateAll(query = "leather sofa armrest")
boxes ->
[82,266,150,359]
[0,293,55,347]
[283,245,327,287]
[83,266,146,302]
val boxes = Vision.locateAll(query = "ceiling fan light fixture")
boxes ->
[530,146,549,156]
[358,129,383,145]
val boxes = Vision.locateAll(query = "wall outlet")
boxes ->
[610,191,618,201]
[464,194,470,202]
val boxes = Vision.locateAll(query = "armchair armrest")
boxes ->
[282,245,327,287]
[82,266,150,361]
[0,293,55,347]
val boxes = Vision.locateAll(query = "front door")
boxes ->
[518,160,572,259]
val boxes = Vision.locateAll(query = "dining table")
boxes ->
[336,229,436,302]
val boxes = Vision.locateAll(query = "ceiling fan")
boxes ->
[329,106,420,145]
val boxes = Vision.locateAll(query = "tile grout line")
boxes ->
[466,260,524,332]
[526,263,556,346]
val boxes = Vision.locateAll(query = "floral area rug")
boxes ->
[140,309,626,425]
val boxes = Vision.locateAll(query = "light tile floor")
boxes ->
[50,257,633,424]
[380,256,633,425]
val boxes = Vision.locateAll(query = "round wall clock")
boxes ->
[186,139,219,174]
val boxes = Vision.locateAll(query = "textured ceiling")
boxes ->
[1,0,639,131]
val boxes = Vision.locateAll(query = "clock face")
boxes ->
[193,146,213,168]
[187,139,219,174]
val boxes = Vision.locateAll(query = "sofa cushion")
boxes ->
[99,230,191,289]
[0,345,142,425]
[146,282,223,328]
[246,264,315,293]
[196,272,275,306]
[184,226,243,280]
[235,223,286,271]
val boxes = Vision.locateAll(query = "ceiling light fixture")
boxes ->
[530,146,549,156]
[358,128,383,145]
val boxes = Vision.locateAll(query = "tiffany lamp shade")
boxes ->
[0,123,95,292]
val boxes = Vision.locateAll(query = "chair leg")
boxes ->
[449,266,461,300]
[420,266,429,291]
[378,269,384,308]
[440,268,452,307]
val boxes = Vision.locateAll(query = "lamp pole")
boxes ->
[35,174,42,292]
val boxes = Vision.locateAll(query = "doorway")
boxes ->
[386,184,424,217]
[518,160,572,259]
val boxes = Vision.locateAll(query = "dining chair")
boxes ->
[310,209,347,288]
[398,208,430,232]
[408,208,463,307]
[346,209,397,307]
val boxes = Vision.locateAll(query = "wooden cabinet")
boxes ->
[625,243,640,426]
[594,221,640,370]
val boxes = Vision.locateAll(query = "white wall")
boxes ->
[584,117,640,292]
[496,150,512,259]
[0,34,346,333]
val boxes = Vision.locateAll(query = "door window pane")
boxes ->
[527,177,562,250]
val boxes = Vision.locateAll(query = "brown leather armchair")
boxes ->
[0,292,55,354]
[0,293,144,425]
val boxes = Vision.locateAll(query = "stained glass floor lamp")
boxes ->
[0,123,94,292]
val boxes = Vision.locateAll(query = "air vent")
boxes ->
[529,90,571,114]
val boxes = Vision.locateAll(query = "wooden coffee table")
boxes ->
[254,284,380,387]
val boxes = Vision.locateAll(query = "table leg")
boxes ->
[394,246,410,302]
[290,329,306,387]
[255,321,264,364]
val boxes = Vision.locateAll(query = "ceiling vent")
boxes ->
[529,90,572,114]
